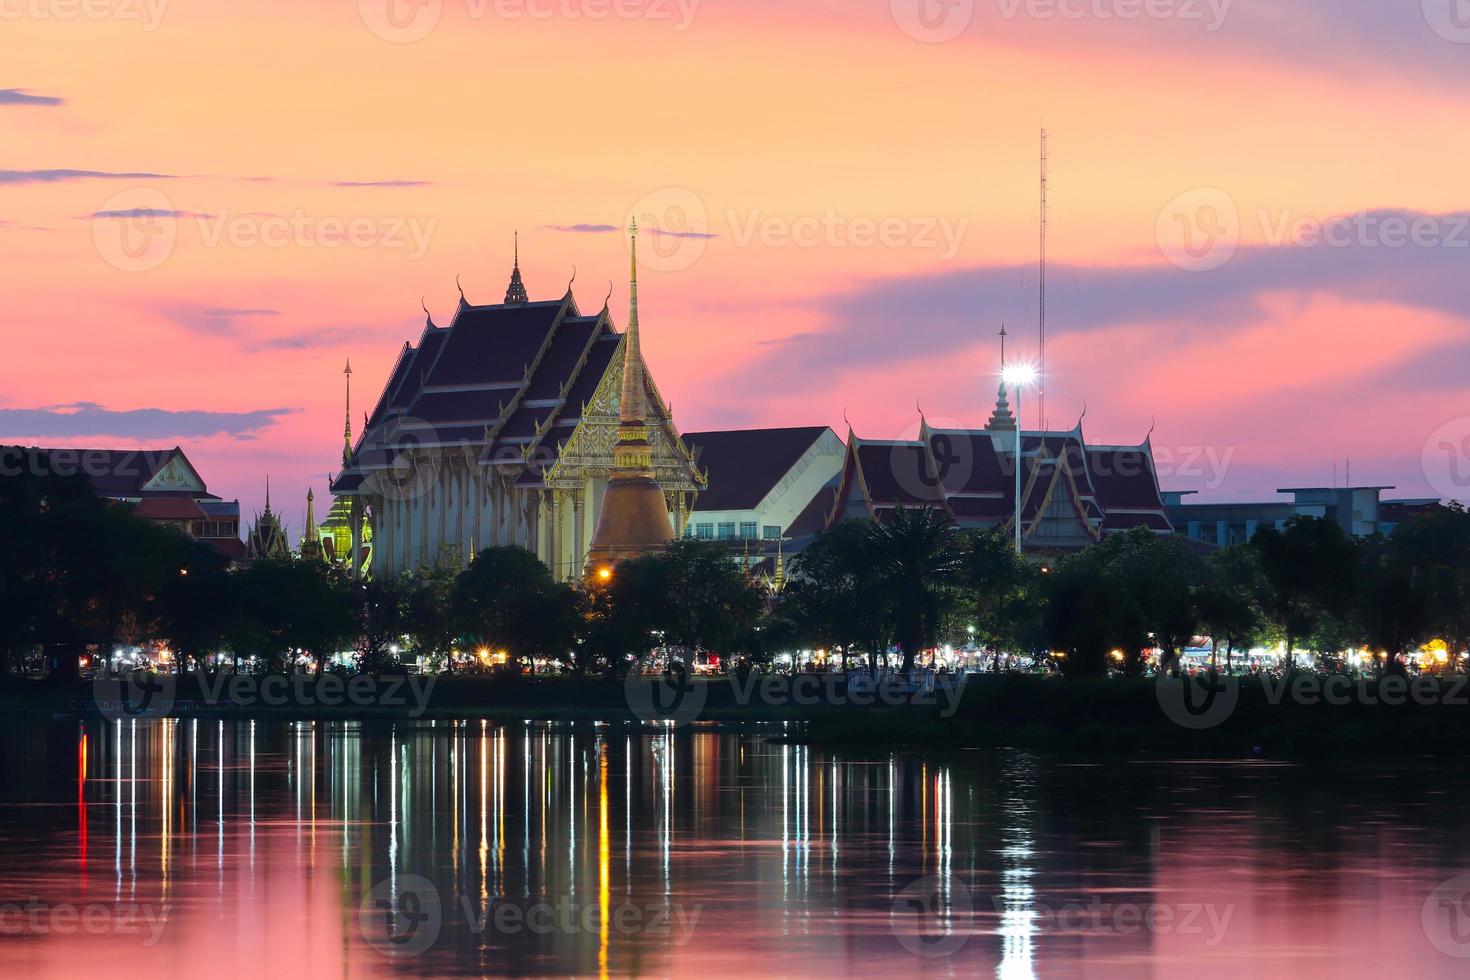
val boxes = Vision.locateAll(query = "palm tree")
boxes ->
[869,507,965,675]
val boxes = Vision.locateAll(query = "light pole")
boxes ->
[1002,365,1036,555]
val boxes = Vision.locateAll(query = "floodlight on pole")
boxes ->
[1003,364,1037,554]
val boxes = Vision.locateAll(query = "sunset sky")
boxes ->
[4,0,1469,529]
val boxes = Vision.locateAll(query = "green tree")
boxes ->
[403,558,461,673]
[869,506,965,674]
[785,519,891,671]
[958,528,1033,667]
[1388,503,1470,670]
[453,546,581,671]
[1355,533,1429,676]
[606,539,764,667]
[1199,544,1265,672]
[1251,517,1358,675]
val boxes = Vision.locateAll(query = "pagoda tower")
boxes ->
[300,488,324,561]
[584,219,674,578]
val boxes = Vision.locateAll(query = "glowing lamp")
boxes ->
[1002,364,1037,387]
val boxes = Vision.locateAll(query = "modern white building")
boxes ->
[680,427,845,549]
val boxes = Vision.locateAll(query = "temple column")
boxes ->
[549,489,563,582]
[350,496,363,581]
[572,484,585,576]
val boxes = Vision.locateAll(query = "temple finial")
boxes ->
[619,219,645,424]
[265,474,271,512]
[999,323,1007,367]
[505,230,528,304]
[421,296,435,329]
[342,358,353,466]
[456,274,468,308]
[566,264,576,295]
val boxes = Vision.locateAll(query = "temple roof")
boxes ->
[682,426,834,511]
[12,446,209,499]
[336,287,650,491]
[829,422,1171,544]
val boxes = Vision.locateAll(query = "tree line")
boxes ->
[4,453,1468,681]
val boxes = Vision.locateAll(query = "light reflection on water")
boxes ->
[0,718,1468,977]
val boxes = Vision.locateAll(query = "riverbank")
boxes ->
[4,672,1465,758]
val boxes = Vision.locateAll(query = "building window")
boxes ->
[695,523,714,540]
[763,525,781,539]
[717,522,736,540]
[739,521,757,539]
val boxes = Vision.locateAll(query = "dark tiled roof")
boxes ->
[832,427,1170,540]
[683,426,832,511]
[1087,449,1167,510]
[424,301,563,387]
[338,293,629,494]
[13,447,194,497]
[786,482,839,537]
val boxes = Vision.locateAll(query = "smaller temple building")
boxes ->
[9,445,246,561]
[828,373,1172,551]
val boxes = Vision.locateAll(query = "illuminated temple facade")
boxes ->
[829,378,1173,551]
[331,240,705,580]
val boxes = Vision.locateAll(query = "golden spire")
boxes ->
[619,218,646,427]
[343,358,353,466]
[305,487,317,535]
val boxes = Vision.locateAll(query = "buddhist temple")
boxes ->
[246,478,291,560]
[315,359,374,575]
[829,332,1172,551]
[583,220,676,577]
[332,232,705,580]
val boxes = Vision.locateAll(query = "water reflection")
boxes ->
[0,720,1468,977]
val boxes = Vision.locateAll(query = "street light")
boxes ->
[1001,364,1037,554]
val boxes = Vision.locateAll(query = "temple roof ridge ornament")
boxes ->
[505,230,529,304]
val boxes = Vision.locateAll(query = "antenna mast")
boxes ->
[1039,127,1048,430]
